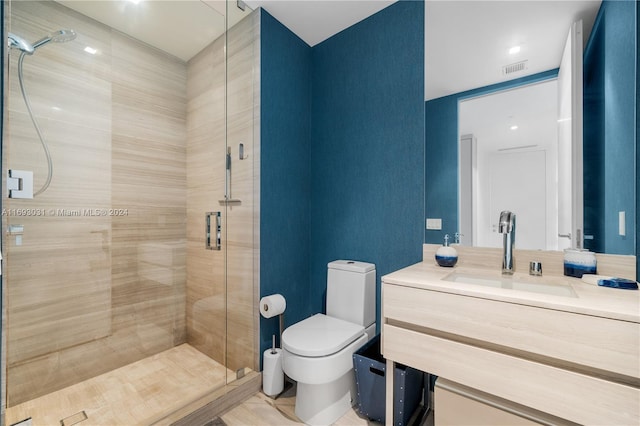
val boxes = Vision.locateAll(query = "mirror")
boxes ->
[424,0,636,255]
[458,79,560,250]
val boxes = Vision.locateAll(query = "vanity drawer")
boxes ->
[383,324,640,425]
[434,379,574,425]
[435,386,540,425]
[383,283,640,380]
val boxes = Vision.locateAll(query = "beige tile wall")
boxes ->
[186,32,227,364]
[225,11,260,374]
[3,0,189,405]
[185,11,260,374]
[5,0,113,405]
[109,27,188,360]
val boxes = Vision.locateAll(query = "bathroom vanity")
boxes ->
[381,245,639,425]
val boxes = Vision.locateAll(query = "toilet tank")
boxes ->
[326,260,376,327]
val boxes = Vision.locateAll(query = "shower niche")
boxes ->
[1,0,260,424]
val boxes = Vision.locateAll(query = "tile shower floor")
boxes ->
[6,344,231,426]
[6,345,432,426]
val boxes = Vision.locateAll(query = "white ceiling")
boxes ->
[248,0,601,100]
[459,80,558,152]
[244,0,396,47]
[57,0,602,100]
[58,0,250,61]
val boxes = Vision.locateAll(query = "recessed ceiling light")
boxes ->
[127,0,141,4]
[84,46,97,55]
[508,46,521,55]
[510,125,518,131]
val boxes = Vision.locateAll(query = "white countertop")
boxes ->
[383,261,640,323]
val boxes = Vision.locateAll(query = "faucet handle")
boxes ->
[498,210,515,233]
[453,232,463,244]
[529,261,543,276]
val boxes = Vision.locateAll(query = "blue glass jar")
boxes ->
[563,249,597,278]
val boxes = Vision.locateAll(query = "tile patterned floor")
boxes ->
[5,344,230,426]
[220,384,433,426]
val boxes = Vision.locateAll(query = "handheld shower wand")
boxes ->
[7,29,77,196]
[8,33,34,54]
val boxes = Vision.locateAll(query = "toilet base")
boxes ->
[294,369,357,426]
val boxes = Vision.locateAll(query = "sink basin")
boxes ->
[445,271,577,298]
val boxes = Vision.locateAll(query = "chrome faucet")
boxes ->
[499,211,516,275]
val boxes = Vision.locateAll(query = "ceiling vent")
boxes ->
[502,60,528,76]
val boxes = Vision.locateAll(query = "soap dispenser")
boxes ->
[435,234,458,267]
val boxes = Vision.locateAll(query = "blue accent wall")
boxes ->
[425,95,458,243]
[309,0,425,330]
[424,70,558,244]
[637,0,640,282]
[583,0,636,256]
[259,10,312,354]
[259,1,425,357]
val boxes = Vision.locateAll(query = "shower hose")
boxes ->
[17,50,54,196]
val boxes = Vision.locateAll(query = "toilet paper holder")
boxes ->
[260,294,293,400]
[260,294,286,348]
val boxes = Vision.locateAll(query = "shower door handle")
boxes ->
[205,212,221,250]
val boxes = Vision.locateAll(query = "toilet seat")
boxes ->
[282,313,364,357]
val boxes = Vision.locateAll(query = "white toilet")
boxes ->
[281,260,376,426]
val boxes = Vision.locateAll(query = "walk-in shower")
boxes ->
[7,29,76,196]
[2,0,260,424]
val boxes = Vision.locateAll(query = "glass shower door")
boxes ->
[1,1,238,422]
[223,2,259,383]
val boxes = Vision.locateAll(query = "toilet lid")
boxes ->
[282,313,365,357]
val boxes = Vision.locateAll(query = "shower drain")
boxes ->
[60,411,88,426]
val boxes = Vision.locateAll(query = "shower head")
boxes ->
[32,29,77,50]
[8,29,76,55]
[8,32,35,55]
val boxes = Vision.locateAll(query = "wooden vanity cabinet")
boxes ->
[381,262,640,426]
